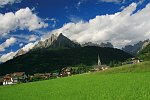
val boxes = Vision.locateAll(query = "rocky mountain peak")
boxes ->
[33,33,80,49]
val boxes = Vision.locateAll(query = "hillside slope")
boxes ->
[101,61,150,73]
[137,44,150,60]
[0,46,132,75]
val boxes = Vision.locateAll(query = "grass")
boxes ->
[0,62,150,100]
[101,61,150,73]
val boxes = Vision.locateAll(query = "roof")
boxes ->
[13,72,25,77]
[3,75,12,79]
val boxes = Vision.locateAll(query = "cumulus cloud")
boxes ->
[0,0,22,7]
[44,2,150,48]
[0,7,48,36]
[0,52,17,62]
[0,37,16,51]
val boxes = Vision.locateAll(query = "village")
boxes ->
[0,56,142,86]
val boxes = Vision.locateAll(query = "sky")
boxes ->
[0,0,150,62]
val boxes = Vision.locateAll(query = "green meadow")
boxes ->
[0,62,150,100]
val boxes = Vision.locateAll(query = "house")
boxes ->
[93,65,109,71]
[127,58,143,64]
[3,72,27,85]
[33,73,52,79]
[34,73,46,79]
[131,58,141,64]
[44,73,52,79]
[60,67,72,77]
[3,74,14,85]
[0,78,3,85]
[12,72,28,83]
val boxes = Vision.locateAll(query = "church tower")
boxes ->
[98,54,101,66]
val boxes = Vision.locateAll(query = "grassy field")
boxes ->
[0,62,150,100]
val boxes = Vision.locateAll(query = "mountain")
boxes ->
[82,42,114,48]
[13,33,80,58]
[34,33,80,49]
[122,39,150,55]
[0,46,132,75]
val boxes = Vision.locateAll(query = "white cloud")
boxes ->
[0,42,35,62]
[0,0,22,8]
[0,7,48,36]
[0,37,16,51]
[0,52,17,62]
[10,34,39,43]
[28,35,38,42]
[15,7,48,31]
[19,43,24,47]
[44,2,150,48]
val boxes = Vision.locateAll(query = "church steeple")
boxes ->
[98,54,101,66]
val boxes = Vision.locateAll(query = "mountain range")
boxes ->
[14,33,114,58]
[1,33,149,63]
[0,33,132,75]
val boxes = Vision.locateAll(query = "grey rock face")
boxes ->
[82,42,114,48]
[122,39,150,55]
[34,33,80,49]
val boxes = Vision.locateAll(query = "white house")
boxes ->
[3,75,14,85]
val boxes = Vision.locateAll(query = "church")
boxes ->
[93,54,109,71]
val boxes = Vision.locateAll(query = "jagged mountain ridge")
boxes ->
[15,33,114,57]
[15,33,81,58]
[82,42,114,48]
[122,39,150,55]
[33,33,81,49]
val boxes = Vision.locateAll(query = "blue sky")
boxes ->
[0,0,150,62]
